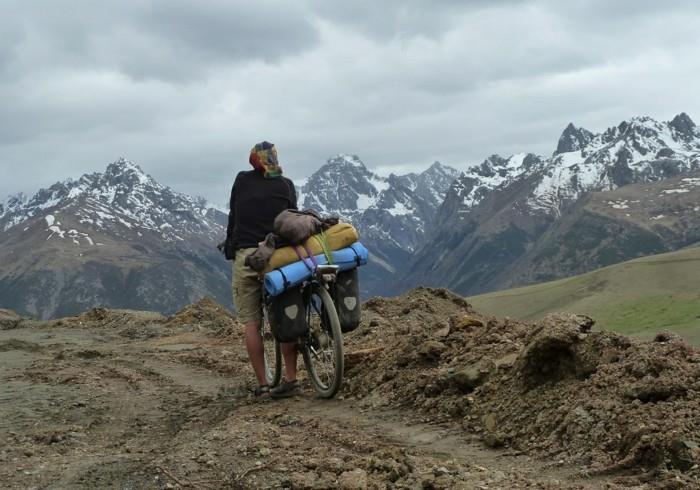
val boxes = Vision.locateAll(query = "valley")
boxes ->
[469,245,700,345]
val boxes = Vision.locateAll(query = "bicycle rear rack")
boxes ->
[315,264,340,283]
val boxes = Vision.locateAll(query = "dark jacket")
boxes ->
[224,170,297,259]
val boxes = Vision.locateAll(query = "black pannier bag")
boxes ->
[268,287,309,343]
[333,268,361,333]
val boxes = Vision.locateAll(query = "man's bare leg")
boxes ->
[244,320,267,386]
[281,342,298,381]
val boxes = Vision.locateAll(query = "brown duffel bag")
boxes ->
[273,209,325,245]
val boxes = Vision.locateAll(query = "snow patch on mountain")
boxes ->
[608,200,630,210]
[386,201,412,216]
[449,153,546,212]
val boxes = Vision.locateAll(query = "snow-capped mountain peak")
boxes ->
[298,154,459,258]
[299,154,387,215]
[530,113,700,214]
[439,113,700,221]
[0,193,30,231]
[669,112,697,140]
[326,153,367,169]
[103,157,154,187]
[555,123,594,155]
[424,160,456,176]
[0,159,232,320]
[0,192,27,216]
[0,158,224,241]
[445,153,545,210]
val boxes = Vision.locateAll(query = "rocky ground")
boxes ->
[1,291,699,489]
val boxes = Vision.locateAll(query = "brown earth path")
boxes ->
[0,322,650,490]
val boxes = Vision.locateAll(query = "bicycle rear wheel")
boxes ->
[261,308,282,387]
[301,283,344,398]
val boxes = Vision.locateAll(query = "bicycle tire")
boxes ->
[301,283,344,398]
[261,308,282,387]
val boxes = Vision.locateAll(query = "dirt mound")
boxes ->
[42,307,167,340]
[165,297,239,337]
[53,299,240,339]
[0,308,24,330]
[4,290,700,487]
[0,309,45,331]
[55,307,166,329]
[344,287,700,482]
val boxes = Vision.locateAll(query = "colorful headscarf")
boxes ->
[249,141,282,178]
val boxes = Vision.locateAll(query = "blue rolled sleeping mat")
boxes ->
[264,242,368,296]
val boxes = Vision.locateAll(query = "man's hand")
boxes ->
[217,240,226,253]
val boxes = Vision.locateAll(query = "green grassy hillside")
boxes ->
[468,246,700,345]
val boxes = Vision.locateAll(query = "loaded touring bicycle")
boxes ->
[257,224,368,399]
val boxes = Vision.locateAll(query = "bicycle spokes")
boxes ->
[301,283,344,398]
[308,331,336,388]
[260,311,282,387]
[305,294,338,390]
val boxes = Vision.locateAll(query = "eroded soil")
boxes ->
[1,294,698,489]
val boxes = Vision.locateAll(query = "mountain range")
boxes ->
[2,112,700,318]
[0,159,228,319]
[0,155,459,318]
[399,113,700,294]
[296,154,460,295]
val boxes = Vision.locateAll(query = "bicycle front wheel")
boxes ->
[301,283,344,398]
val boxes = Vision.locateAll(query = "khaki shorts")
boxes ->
[232,248,263,323]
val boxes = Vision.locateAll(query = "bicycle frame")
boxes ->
[262,263,345,398]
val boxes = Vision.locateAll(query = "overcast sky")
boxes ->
[1,0,699,205]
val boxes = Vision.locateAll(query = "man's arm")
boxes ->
[288,179,298,210]
[218,177,237,259]
[226,182,236,241]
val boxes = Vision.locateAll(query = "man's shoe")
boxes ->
[253,385,271,399]
[270,379,300,399]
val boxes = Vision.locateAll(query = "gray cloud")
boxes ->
[309,0,530,41]
[1,1,700,206]
[3,0,319,82]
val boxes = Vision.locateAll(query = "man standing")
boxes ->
[222,141,300,399]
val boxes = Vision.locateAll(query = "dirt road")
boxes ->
[1,294,698,489]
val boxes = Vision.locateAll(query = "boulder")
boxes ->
[0,309,22,330]
[452,315,484,331]
[452,365,488,393]
[418,341,447,362]
[669,439,699,471]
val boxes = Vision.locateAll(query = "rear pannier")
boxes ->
[333,268,361,333]
[268,287,308,343]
